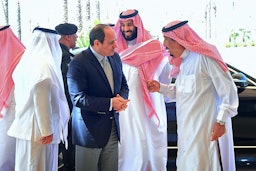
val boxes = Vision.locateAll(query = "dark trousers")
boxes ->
[59,120,75,171]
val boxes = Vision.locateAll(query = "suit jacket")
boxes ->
[67,47,129,148]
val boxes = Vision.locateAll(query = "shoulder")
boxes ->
[139,39,165,51]
[147,38,162,45]
[73,48,91,61]
[113,51,120,58]
[112,52,122,62]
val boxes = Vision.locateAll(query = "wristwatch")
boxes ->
[217,120,225,125]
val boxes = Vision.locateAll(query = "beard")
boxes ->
[121,28,137,41]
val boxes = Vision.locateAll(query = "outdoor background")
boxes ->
[1,0,255,77]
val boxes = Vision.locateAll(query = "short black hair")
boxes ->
[89,24,109,46]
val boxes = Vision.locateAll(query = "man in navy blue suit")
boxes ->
[67,24,129,171]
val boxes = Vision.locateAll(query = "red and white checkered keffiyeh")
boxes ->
[120,39,168,125]
[114,9,169,125]
[113,9,152,53]
[162,20,228,76]
[0,26,25,118]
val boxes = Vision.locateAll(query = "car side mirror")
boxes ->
[232,72,248,94]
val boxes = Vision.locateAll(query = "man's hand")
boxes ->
[145,80,160,92]
[211,122,226,141]
[112,94,130,112]
[40,134,53,144]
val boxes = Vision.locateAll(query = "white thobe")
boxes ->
[160,50,238,171]
[8,79,67,171]
[0,90,15,171]
[118,56,172,171]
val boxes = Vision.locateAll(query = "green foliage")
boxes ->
[251,41,256,47]
[76,19,103,48]
[93,19,101,26]
[225,29,255,48]
[76,31,90,48]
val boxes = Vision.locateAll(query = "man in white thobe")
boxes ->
[8,27,70,171]
[146,20,238,171]
[113,9,173,171]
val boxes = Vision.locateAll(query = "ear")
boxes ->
[64,35,70,40]
[94,39,100,46]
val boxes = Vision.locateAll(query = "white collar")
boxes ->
[181,49,190,59]
[127,38,137,47]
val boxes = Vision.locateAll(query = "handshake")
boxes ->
[112,94,130,112]
[144,80,160,92]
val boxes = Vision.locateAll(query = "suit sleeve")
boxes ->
[67,57,111,113]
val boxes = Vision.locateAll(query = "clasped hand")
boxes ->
[144,80,160,92]
[112,94,130,112]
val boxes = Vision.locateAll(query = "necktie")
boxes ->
[102,57,114,93]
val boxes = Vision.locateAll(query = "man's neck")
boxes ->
[59,39,70,50]
[127,38,137,47]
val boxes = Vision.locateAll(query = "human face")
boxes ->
[163,36,184,57]
[97,27,117,56]
[68,34,78,49]
[120,19,137,41]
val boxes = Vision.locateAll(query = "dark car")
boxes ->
[166,63,256,171]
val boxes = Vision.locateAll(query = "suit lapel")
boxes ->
[87,52,107,85]
[90,55,114,94]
